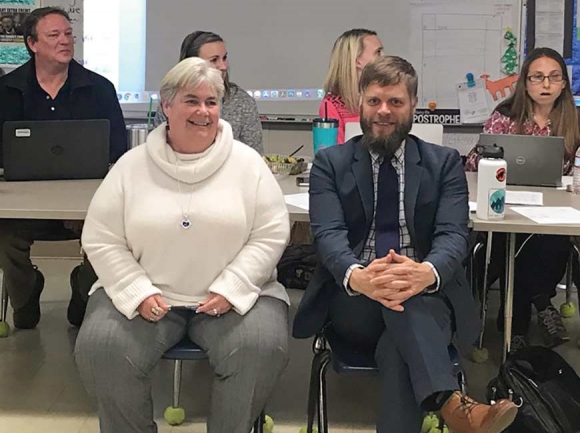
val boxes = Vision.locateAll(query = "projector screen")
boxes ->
[144,0,413,116]
[84,0,409,116]
[83,0,523,117]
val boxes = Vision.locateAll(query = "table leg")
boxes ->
[0,276,7,323]
[477,231,493,350]
[503,232,516,362]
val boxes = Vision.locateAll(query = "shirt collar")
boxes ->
[3,58,94,93]
[369,139,406,166]
[531,116,551,130]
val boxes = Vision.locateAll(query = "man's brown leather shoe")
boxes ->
[440,392,518,433]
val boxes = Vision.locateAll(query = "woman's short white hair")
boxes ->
[160,57,225,106]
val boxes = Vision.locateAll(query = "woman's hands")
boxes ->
[196,293,232,317]
[137,293,233,322]
[137,294,170,322]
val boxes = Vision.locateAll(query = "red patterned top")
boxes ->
[319,94,360,144]
[465,111,572,175]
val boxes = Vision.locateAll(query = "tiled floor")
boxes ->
[0,258,579,433]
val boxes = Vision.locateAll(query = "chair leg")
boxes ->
[172,360,183,408]
[0,275,9,338]
[560,247,577,318]
[469,242,483,298]
[317,352,331,433]
[572,244,580,290]
[566,248,574,304]
[457,370,467,394]
[306,348,330,433]
[253,410,265,433]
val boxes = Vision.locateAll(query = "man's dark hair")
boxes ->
[22,7,71,56]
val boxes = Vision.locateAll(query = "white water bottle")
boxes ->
[476,144,507,220]
[573,148,580,195]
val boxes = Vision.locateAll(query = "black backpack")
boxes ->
[276,244,317,290]
[486,346,580,433]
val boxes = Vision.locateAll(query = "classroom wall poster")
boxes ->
[0,0,38,67]
[567,0,580,94]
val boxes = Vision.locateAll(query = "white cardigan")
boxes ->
[82,120,290,319]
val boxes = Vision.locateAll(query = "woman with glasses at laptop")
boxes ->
[320,28,383,144]
[465,47,580,352]
[75,58,290,433]
[154,30,264,155]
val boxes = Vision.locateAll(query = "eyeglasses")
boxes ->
[527,73,564,83]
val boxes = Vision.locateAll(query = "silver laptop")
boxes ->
[1,119,110,181]
[477,133,564,187]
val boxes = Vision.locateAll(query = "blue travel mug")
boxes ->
[312,118,338,154]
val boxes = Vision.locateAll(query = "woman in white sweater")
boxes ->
[74,57,291,433]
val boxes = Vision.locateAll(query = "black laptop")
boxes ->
[1,119,110,181]
[477,133,564,187]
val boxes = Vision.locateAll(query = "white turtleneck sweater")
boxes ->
[82,120,290,319]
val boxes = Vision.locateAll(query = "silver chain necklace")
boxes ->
[173,154,196,230]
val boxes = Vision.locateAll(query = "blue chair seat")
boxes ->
[325,328,378,376]
[162,338,207,361]
[161,336,266,432]
[325,327,461,377]
[305,328,465,433]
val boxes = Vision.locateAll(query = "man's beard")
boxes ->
[359,114,412,159]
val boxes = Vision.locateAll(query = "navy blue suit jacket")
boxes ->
[292,135,480,353]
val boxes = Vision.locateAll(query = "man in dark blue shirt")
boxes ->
[0,7,127,330]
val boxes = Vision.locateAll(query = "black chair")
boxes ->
[162,337,269,432]
[305,327,465,433]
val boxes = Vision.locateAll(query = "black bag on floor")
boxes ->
[486,346,580,433]
[277,245,317,290]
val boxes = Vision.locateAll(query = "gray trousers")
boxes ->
[75,289,289,433]
[0,219,79,309]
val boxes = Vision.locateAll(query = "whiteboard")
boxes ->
[408,1,522,109]
[145,0,524,115]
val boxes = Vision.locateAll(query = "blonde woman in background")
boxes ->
[319,29,383,143]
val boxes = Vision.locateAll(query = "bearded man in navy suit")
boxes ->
[293,56,517,433]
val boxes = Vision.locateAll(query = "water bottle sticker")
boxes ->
[496,167,506,182]
[575,156,580,166]
[489,189,505,215]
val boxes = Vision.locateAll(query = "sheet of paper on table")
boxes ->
[505,191,543,206]
[284,193,309,210]
[511,206,580,225]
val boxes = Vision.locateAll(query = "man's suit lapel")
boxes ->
[404,136,423,243]
[352,143,373,227]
